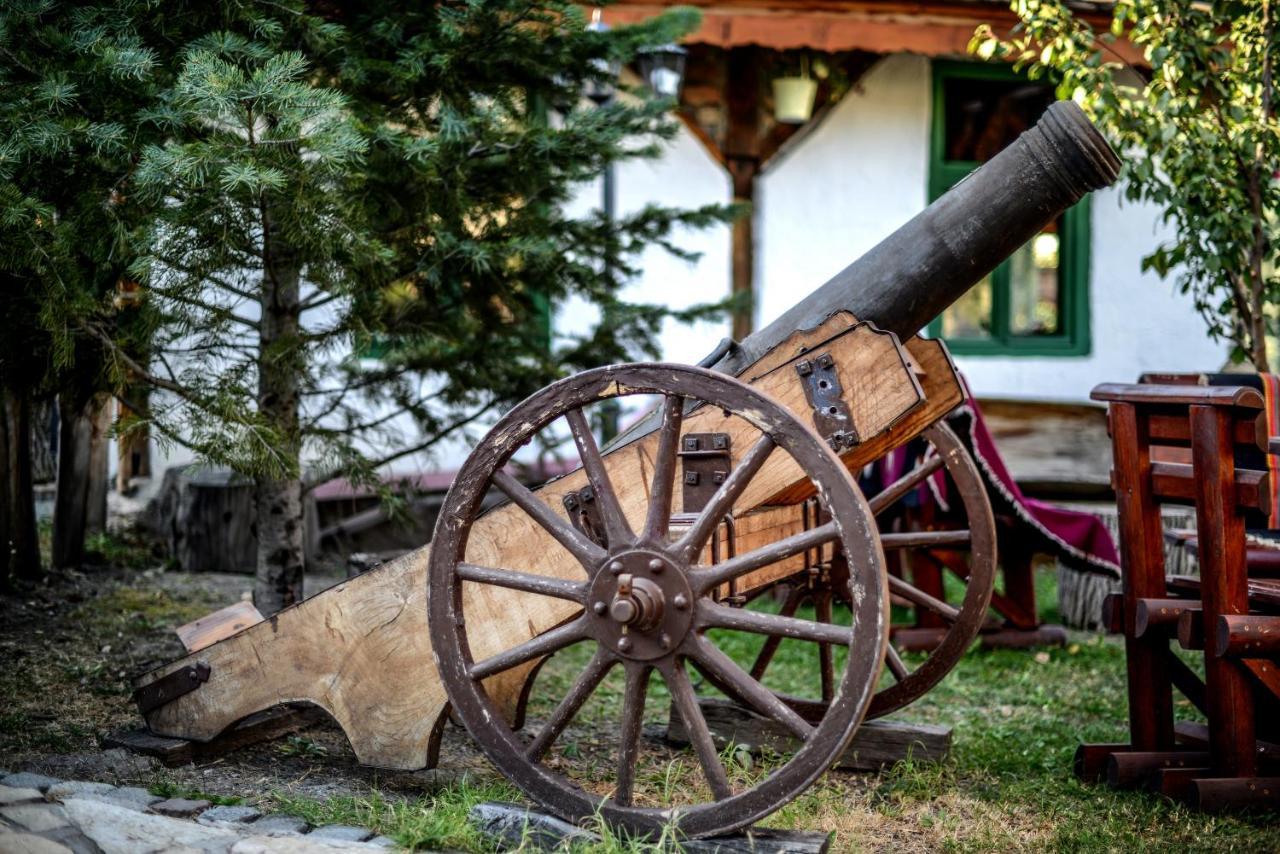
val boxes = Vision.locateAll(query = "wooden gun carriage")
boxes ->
[133,102,1120,838]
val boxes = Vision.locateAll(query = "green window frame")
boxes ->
[927,60,1092,357]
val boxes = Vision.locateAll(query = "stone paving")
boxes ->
[0,773,397,853]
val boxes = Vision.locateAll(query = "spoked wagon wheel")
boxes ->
[428,363,888,839]
[747,421,996,720]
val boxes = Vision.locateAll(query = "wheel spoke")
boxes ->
[493,470,607,570]
[747,584,805,680]
[643,395,684,544]
[525,649,615,762]
[815,591,835,702]
[613,664,650,807]
[691,521,838,595]
[457,563,586,603]
[700,601,853,646]
[689,635,813,741]
[884,644,910,682]
[664,661,732,801]
[868,454,945,515]
[880,529,971,550]
[675,433,775,563]
[887,574,959,623]
[566,408,634,548]
[469,617,588,681]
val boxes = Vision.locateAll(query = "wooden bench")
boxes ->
[1077,383,1280,810]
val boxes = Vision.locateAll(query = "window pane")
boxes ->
[939,275,993,340]
[943,76,1054,163]
[1008,230,1060,337]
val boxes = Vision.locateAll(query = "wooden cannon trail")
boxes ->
[131,102,1120,838]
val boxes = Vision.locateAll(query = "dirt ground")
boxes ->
[0,550,506,804]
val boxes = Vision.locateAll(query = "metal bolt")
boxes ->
[684,472,699,485]
[648,558,664,573]
[617,637,632,652]
[712,435,728,450]
[712,471,726,484]
[593,601,607,615]
[684,437,700,451]
[563,495,579,511]
[816,353,834,369]
[659,633,671,649]
[609,560,624,574]
[673,594,688,610]
[796,360,813,376]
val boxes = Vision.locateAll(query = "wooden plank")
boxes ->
[1189,404,1257,778]
[1109,402,1176,752]
[176,601,264,653]
[135,320,926,770]
[105,702,326,767]
[666,697,950,771]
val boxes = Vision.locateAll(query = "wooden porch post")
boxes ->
[726,47,760,342]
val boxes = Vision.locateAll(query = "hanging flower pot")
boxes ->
[772,56,818,124]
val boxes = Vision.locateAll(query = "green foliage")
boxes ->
[973,1,1280,371]
[116,1,735,488]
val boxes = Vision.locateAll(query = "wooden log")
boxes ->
[1214,614,1280,657]
[1074,743,1129,783]
[666,697,950,771]
[1148,766,1210,802]
[1100,592,1125,634]
[1135,598,1200,638]
[977,625,1068,649]
[1106,750,1210,789]
[1192,777,1280,812]
[135,320,945,770]
[1177,609,1205,650]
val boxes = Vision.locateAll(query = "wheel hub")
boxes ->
[587,549,693,661]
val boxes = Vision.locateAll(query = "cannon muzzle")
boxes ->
[716,100,1121,375]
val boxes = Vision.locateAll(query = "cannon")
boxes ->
[132,102,1120,838]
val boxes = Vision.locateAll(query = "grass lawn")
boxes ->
[3,529,1274,851]
[266,568,1280,852]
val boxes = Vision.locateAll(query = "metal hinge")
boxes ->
[796,352,859,451]
[679,432,731,513]
[563,486,608,549]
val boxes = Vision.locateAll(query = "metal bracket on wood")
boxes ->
[678,433,731,514]
[562,487,608,549]
[796,352,859,451]
[133,661,211,715]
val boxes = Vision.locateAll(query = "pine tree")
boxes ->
[116,2,733,613]
[0,1,212,579]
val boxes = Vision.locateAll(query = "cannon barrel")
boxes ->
[716,101,1121,375]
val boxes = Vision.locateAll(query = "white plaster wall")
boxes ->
[756,53,931,329]
[556,123,732,366]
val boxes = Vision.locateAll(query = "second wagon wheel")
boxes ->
[745,420,996,720]
[428,363,888,839]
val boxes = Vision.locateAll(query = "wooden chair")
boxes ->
[1076,383,1280,810]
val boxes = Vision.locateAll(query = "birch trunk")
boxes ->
[52,391,109,569]
[254,207,305,615]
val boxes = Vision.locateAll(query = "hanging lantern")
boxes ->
[634,43,688,98]
[585,9,621,106]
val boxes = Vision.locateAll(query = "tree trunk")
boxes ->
[254,207,305,615]
[2,384,41,582]
[52,392,110,569]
